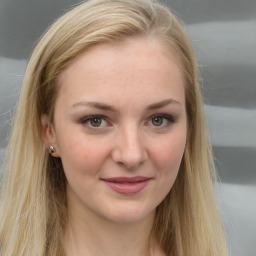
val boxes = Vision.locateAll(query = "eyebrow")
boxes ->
[71,98,180,112]
[146,98,181,110]
[71,101,118,112]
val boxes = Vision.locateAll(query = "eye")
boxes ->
[152,116,165,126]
[80,115,108,129]
[89,117,103,127]
[148,114,175,128]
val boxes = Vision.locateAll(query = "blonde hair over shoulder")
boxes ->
[0,0,228,255]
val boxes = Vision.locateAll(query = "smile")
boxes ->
[101,176,151,195]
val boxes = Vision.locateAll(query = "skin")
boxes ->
[42,38,187,256]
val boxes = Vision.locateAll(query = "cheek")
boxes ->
[57,134,111,177]
[152,132,186,175]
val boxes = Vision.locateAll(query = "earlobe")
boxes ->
[49,145,56,154]
[41,114,60,157]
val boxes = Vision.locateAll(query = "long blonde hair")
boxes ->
[0,0,228,255]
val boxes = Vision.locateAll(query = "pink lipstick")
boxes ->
[102,176,151,195]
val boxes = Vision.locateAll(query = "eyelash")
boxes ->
[80,113,175,130]
[148,113,175,128]
[80,115,109,127]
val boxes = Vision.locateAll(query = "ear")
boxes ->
[41,114,60,157]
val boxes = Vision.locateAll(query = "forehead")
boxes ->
[57,38,185,107]
[59,37,183,78]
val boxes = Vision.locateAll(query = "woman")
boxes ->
[0,0,228,255]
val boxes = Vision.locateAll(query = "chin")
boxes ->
[101,203,156,224]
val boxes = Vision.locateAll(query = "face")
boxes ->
[43,38,187,224]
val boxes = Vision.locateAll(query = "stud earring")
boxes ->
[49,145,56,154]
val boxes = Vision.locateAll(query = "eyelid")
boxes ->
[80,115,110,129]
[147,113,175,128]
[80,114,105,122]
[150,113,175,122]
[79,113,176,130]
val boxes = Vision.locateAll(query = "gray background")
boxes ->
[0,0,255,255]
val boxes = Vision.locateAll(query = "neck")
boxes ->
[63,205,155,256]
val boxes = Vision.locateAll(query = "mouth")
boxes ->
[101,176,151,195]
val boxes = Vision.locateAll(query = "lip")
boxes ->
[101,176,151,195]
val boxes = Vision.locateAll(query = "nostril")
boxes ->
[112,148,148,170]
[111,129,148,169]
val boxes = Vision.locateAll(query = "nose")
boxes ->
[111,125,148,169]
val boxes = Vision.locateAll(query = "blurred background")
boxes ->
[0,0,255,255]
